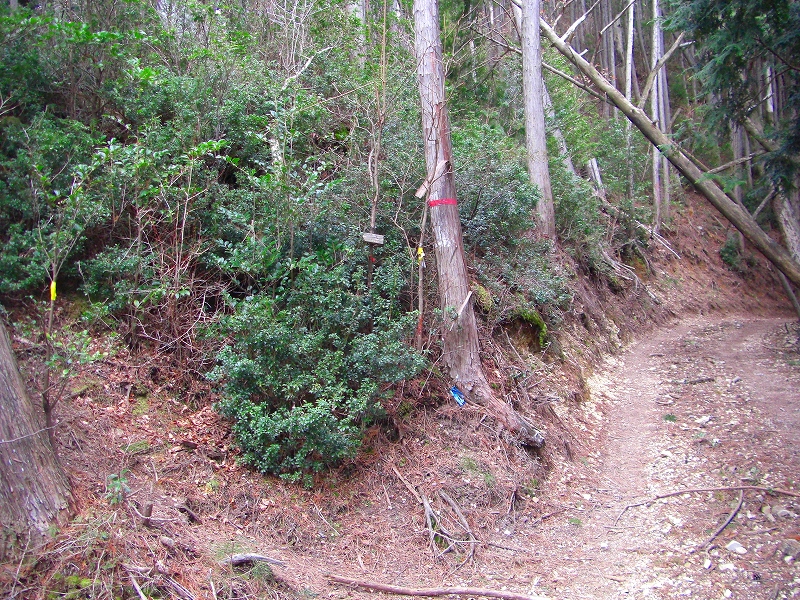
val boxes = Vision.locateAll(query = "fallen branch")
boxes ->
[699,490,744,550]
[421,492,455,557]
[164,577,196,600]
[439,490,477,564]
[129,502,182,524]
[391,464,423,505]
[175,503,201,524]
[128,573,148,600]
[672,376,715,385]
[614,485,800,525]
[327,574,543,600]
[530,507,567,527]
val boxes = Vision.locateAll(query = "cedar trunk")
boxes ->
[413,0,543,447]
[0,320,72,560]
[516,0,556,239]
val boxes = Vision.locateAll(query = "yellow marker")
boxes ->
[50,280,56,302]
[416,247,425,262]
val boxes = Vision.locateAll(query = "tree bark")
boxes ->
[515,0,556,239]
[413,0,543,447]
[624,0,635,197]
[742,118,800,269]
[650,0,664,232]
[773,191,800,264]
[539,18,800,286]
[513,0,556,241]
[0,320,72,561]
[544,83,577,177]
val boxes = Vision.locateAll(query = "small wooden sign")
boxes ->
[362,232,385,245]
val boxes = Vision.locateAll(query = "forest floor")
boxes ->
[3,192,800,600]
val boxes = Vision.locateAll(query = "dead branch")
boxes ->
[560,0,603,43]
[421,492,455,556]
[128,502,181,525]
[599,0,636,37]
[638,32,686,110]
[700,490,744,550]
[614,485,800,525]
[530,507,567,526]
[327,574,543,600]
[219,553,286,567]
[164,577,196,600]
[127,573,148,600]
[175,503,201,523]
[706,153,764,175]
[391,464,423,504]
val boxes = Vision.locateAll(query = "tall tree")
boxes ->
[0,319,73,560]
[650,0,664,232]
[413,0,543,447]
[514,0,556,239]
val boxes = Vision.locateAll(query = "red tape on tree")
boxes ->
[428,198,458,207]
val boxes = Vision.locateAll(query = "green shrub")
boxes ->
[720,233,742,271]
[211,255,424,481]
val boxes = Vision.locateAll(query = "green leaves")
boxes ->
[212,257,424,481]
[667,0,800,184]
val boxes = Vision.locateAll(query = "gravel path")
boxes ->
[528,317,800,600]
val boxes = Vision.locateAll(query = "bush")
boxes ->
[211,254,424,482]
[720,233,742,271]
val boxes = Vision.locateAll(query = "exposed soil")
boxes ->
[3,192,800,600]
[527,316,800,599]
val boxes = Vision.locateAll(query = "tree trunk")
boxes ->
[624,0,635,197]
[544,83,577,176]
[0,320,72,561]
[539,18,800,286]
[413,0,543,447]
[515,0,556,239]
[650,0,664,232]
[773,191,800,265]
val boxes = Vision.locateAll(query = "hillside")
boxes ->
[2,189,798,600]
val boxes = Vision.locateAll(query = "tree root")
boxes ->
[327,573,544,600]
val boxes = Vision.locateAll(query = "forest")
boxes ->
[1,0,799,597]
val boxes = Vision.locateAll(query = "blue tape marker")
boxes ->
[450,386,466,407]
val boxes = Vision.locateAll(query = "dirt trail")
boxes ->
[525,317,800,599]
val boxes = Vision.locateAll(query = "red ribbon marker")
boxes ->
[428,198,458,207]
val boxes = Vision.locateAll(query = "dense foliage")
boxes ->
[3,0,781,478]
[211,259,424,481]
[668,0,800,187]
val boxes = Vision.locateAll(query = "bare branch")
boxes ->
[638,32,686,110]
[599,0,636,38]
[707,153,764,175]
[560,0,603,43]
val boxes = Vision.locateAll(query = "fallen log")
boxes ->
[538,17,800,287]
